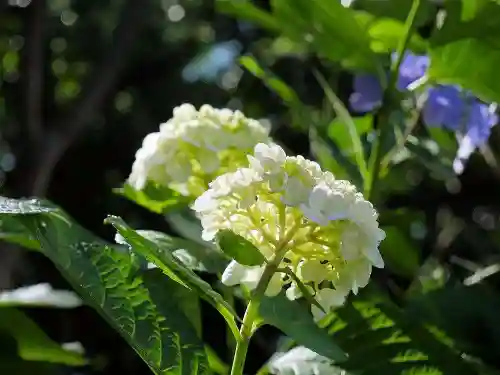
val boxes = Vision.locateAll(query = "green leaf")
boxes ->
[0,197,209,374]
[259,293,347,363]
[0,283,82,308]
[429,1,500,103]
[0,215,40,250]
[0,335,55,374]
[144,270,230,375]
[215,230,265,266]
[216,0,281,32]
[409,284,500,366]
[137,230,229,274]
[314,71,369,180]
[142,268,203,345]
[105,215,241,341]
[218,0,379,71]
[114,182,190,214]
[359,14,428,54]
[205,345,230,375]
[0,308,86,366]
[324,287,478,374]
[461,0,490,21]
[355,0,436,27]
[271,0,378,70]
[327,115,373,156]
[379,226,420,278]
[240,56,301,106]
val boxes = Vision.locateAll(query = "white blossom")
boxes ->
[128,104,271,198]
[193,143,385,320]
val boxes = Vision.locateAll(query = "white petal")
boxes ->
[351,260,372,293]
[364,245,384,268]
[316,288,346,310]
[286,284,302,300]
[241,266,265,290]
[221,260,247,286]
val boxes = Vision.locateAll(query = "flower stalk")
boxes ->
[365,0,421,200]
[229,249,287,375]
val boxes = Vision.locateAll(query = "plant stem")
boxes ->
[229,262,278,375]
[365,0,421,200]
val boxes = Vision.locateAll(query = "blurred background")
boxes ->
[2,0,500,374]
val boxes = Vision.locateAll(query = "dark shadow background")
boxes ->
[2,0,500,374]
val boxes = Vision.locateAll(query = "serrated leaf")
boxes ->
[137,230,229,274]
[105,215,241,341]
[0,283,82,308]
[0,197,209,374]
[259,293,346,363]
[324,287,478,375]
[144,270,230,375]
[144,269,203,336]
[114,182,190,214]
[0,308,86,366]
[216,230,265,266]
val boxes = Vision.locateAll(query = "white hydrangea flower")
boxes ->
[193,143,385,320]
[128,104,271,198]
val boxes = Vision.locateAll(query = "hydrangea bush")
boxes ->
[1,1,500,375]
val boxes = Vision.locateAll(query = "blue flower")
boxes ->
[453,102,498,174]
[348,51,498,174]
[422,85,464,130]
[395,53,429,91]
[349,74,383,112]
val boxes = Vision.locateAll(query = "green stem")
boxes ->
[365,0,421,200]
[229,220,301,375]
[229,262,279,375]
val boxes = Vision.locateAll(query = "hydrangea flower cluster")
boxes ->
[128,104,271,198]
[349,52,498,174]
[193,143,385,321]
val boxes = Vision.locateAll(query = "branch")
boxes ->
[31,0,149,196]
[22,0,46,144]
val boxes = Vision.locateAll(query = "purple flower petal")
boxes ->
[349,74,383,113]
[422,85,464,130]
[453,101,498,174]
[464,101,497,147]
[394,52,429,91]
